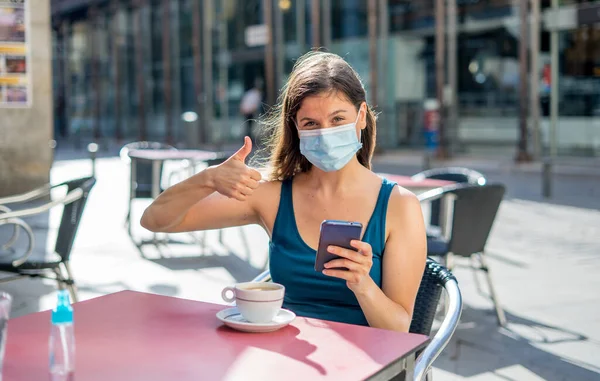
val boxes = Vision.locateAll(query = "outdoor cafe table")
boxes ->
[3,291,429,381]
[127,148,230,246]
[378,173,455,238]
[377,173,452,195]
[127,148,230,201]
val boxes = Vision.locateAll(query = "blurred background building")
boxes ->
[49,0,600,156]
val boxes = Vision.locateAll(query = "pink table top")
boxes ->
[4,291,429,381]
[128,149,226,162]
[378,173,453,190]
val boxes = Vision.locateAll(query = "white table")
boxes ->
[127,149,229,247]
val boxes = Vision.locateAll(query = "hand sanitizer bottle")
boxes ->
[49,290,75,380]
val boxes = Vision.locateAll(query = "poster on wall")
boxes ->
[0,0,29,107]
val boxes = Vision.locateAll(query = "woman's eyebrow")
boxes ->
[298,109,347,122]
[328,109,347,117]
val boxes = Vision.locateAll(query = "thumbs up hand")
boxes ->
[210,137,263,201]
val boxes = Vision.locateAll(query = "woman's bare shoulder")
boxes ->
[387,184,422,224]
[256,179,283,195]
[252,179,283,208]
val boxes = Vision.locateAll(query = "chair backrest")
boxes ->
[413,167,487,228]
[55,177,97,262]
[411,166,486,185]
[120,141,176,198]
[412,260,462,380]
[447,183,505,257]
[409,258,457,335]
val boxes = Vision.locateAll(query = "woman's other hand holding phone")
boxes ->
[322,240,376,296]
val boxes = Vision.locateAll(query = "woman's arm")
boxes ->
[323,187,426,332]
[140,137,264,233]
[359,189,427,331]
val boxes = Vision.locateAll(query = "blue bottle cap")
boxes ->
[51,290,73,324]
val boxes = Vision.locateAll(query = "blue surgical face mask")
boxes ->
[298,111,363,172]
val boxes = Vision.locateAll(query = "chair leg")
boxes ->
[470,255,484,295]
[200,230,207,254]
[63,262,79,303]
[0,274,25,283]
[125,208,132,237]
[425,368,433,381]
[53,268,67,296]
[477,252,507,327]
[1,222,20,251]
[262,251,270,271]
[446,252,455,271]
[440,253,454,315]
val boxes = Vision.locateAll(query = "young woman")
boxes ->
[141,51,426,332]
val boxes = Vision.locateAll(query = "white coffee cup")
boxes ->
[221,282,285,324]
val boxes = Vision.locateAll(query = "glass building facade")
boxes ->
[51,0,600,156]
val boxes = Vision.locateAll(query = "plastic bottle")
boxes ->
[49,290,75,380]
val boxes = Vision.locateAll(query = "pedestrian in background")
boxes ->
[240,78,263,144]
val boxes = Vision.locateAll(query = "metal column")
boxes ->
[311,0,320,47]
[378,0,388,105]
[54,21,67,139]
[368,0,378,106]
[447,0,458,155]
[110,0,123,143]
[516,0,531,162]
[217,6,229,147]
[202,0,214,144]
[378,0,390,144]
[322,0,331,49]
[544,0,561,198]
[264,0,275,106]
[89,7,102,144]
[191,0,204,145]
[274,0,285,91]
[162,0,174,145]
[296,0,306,53]
[171,1,182,144]
[133,0,147,141]
[550,0,559,159]
[530,0,541,159]
[435,0,446,158]
[61,21,71,139]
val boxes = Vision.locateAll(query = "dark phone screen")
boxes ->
[314,220,362,272]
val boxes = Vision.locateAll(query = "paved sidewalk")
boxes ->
[1,151,599,380]
[372,152,600,211]
[374,149,600,178]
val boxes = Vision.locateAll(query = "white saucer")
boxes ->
[217,307,296,333]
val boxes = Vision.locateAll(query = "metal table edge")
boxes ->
[365,335,431,381]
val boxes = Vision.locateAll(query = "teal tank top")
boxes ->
[269,177,397,326]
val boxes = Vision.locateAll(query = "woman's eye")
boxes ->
[304,121,315,127]
[333,117,344,123]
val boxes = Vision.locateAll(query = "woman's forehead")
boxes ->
[296,92,354,118]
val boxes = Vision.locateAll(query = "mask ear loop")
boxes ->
[357,108,363,143]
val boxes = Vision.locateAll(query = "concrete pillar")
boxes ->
[0,0,53,196]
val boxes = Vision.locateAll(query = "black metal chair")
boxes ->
[411,167,486,230]
[418,183,506,327]
[251,258,462,381]
[119,141,176,236]
[0,177,96,302]
[411,167,487,186]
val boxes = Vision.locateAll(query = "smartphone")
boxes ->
[314,220,363,272]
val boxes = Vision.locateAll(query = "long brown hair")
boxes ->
[263,51,377,181]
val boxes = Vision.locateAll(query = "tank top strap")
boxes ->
[371,177,397,249]
[377,177,397,224]
[272,178,294,241]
